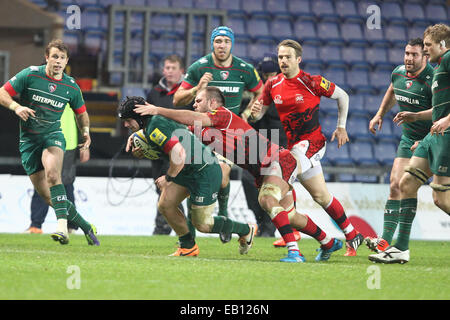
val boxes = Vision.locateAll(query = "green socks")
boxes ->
[179,232,196,249]
[67,201,91,233]
[186,198,196,238]
[394,198,417,251]
[211,216,250,237]
[381,199,400,244]
[217,183,230,217]
[50,184,68,220]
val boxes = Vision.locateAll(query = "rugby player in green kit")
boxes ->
[173,26,263,243]
[0,39,99,245]
[370,24,450,264]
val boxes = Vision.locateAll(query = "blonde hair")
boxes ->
[277,39,303,58]
[423,24,450,47]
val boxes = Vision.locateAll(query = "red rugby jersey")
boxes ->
[260,69,336,155]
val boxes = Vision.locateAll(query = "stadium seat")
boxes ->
[270,19,294,42]
[336,173,355,182]
[320,98,338,118]
[403,3,428,25]
[380,2,408,25]
[302,44,321,67]
[387,47,404,66]
[316,22,344,46]
[194,0,217,9]
[288,0,315,20]
[227,16,248,40]
[242,0,269,18]
[171,0,193,9]
[425,4,448,23]
[373,142,397,166]
[82,8,103,33]
[76,0,100,8]
[325,141,353,166]
[384,24,407,47]
[63,31,81,55]
[217,0,245,17]
[323,67,347,91]
[293,20,321,46]
[335,0,362,23]
[375,120,398,144]
[349,141,378,166]
[348,94,366,116]
[150,14,175,38]
[346,115,373,141]
[340,22,369,47]
[247,17,274,42]
[342,46,370,69]
[124,0,146,5]
[364,94,384,116]
[311,0,339,21]
[248,42,276,60]
[365,47,391,69]
[392,120,402,140]
[319,45,345,68]
[233,40,249,60]
[147,0,170,7]
[346,68,372,93]
[364,25,389,47]
[354,174,378,183]
[408,24,427,41]
[266,0,289,17]
[100,0,122,7]
[84,31,105,55]
[369,69,391,91]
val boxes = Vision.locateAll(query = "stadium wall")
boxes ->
[0,174,449,241]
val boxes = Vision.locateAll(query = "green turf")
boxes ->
[0,233,448,300]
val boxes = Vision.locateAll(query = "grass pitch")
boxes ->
[0,233,448,300]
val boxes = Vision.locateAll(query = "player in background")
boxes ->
[173,26,263,243]
[0,39,99,245]
[365,38,433,253]
[247,39,364,256]
[135,87,344,262]
[369,24,450,264]
[119,97,257,257]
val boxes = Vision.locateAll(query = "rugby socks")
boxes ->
[186,198,197,238]
[394,198,417,251]
[325,196,357,241]
[66,201,91,234]
[50,184,69,220]
[217,182,230,218]
[299,215,334,250]
[271,210,300,252]
[179,232,196,249]
[381,199,400,244]
[211,216,250,237]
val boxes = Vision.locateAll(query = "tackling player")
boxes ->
[247,39,364,256]
[135,87,343,262]
[0,39,99,246]
[173,26,263,243]
[365,38,434,253]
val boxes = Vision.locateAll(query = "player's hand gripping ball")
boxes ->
[133,129,161,160]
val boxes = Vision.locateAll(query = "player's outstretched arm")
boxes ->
[173,72,213,107]
[329,85,350,147]
[135,102,212,127]
[75,111,91,150]
[0,87,35,121]
[393,109,433,125]
[369,84,396,134]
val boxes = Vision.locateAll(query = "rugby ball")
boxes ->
[132,129,161,160]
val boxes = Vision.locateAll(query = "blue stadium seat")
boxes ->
[194,0,217,9]
[340,22,368,47]
[319,45,345,68]
[335,0,362,23]
[248,42,276,60]
[325,141,353,166]
[242,0,269,18]
[302,44,321,67]
[348,94,366,116]
[75,0,99,7]
[403,3,428,25]
[408,24,426,40]
[320,98,338,118]
[270,19,293,41]
[354,174,378,183]
[218,0,245,17]
[336,173,355,182]
[233,40,249,60]
[171,0,193,9]
[364,94,384,116]
[349,141,378,166]
[100,0,122,7]
[375,120,398,144]
[392,120,402,140]
[288,0,315,21]
[346,115,373,141]
[124,0,146,5]
[311,0,339,21]
[425,3,448,23]
[82,8,103,33]
[365,47,391,69]
[384,24,407,47]
[147,0,170,7]
[316,22,344,46]
[63,31,80,55]
[293,20,321,45]
[227,16,249,40]
[321,113,337,138]
[380,2,408,25]
[266,0,289,17]
[387,47,404,66]
[374,142,397,166]
[346,68,372,93]
[247,17,273,42]
[84,31,105,55]
[150,14,175,38]
[364,25,389,47]
[369,69,392,91]
[342,46,370,69]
